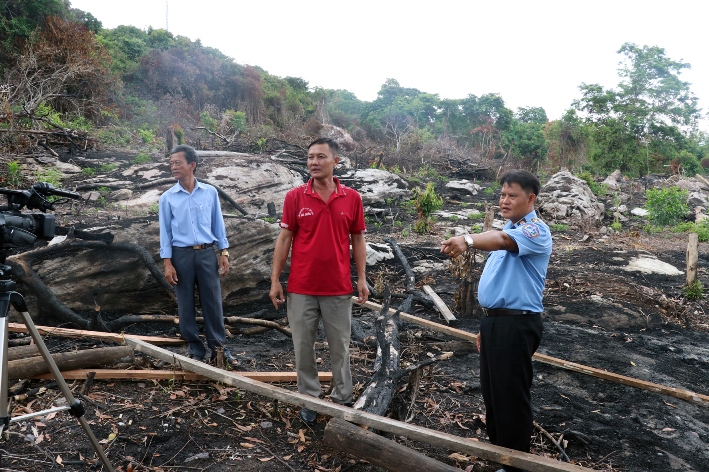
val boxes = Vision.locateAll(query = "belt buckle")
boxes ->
[481,307,489,317]
[192,244,203,250]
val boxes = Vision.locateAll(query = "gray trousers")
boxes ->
[287,293,353,404]
[172,246,226,358]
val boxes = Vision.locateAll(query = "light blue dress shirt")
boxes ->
[477,210,552,312]
[158,179,229,259]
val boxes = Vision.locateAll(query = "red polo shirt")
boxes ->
[280,178,366,296]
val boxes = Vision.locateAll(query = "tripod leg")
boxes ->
[0,297,10,436]
[10,293,115,472]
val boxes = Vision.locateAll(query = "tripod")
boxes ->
[0,266,115,471]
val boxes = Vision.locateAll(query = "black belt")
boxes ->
[481,307,542,317]
[178,244,212,250]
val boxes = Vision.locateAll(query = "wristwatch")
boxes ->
[219,249,229,258]
[463,234,474,249]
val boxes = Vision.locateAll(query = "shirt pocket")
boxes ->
[199,201,213,227]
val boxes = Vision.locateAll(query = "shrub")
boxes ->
[99,163,118,173]
[6,161,22,187]
[468,211,484,220]
[35,168,62,187]
[550,223,569,232]
[577,171,608,197]
[82,167,96,177]
[674,221,709,242]
[131,152,151,165]
[645,187,688,226]
[610,221,622,232]
[411,183,443,234]
[683,280,704,301]
[138,128,155,144]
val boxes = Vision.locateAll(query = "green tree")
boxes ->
[574,42,701,176]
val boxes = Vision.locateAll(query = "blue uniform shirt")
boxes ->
[477,210,552,312]
[158,178,229,259]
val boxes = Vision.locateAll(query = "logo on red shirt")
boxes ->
[298,207,314,218]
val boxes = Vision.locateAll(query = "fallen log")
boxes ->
[33,369,333,383]
[384,237,416,292]
[8,322,185,345]
[8,344,40,362]
[9,346,134,380]
[355,299,709,406]
[324,418,460,472]
[127,339,592,472]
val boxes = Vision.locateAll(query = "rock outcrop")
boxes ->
[537,170,605,226]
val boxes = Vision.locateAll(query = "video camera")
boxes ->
[0,182,81,247]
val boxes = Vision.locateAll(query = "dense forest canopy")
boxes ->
[1,0,707,178]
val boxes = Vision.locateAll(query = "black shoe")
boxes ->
[299,407,317,425]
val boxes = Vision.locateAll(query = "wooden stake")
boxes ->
[422,285,456,322]
[686,232,699,286]
[8,323,185,345]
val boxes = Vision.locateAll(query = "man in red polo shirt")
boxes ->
[270,137,369,425]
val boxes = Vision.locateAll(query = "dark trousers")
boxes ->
[479,313,543,469]
[171,247,226,358]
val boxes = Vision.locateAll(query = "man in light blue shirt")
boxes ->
[441,170,551,472]
[159,145,236,366]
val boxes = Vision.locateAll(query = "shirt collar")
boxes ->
[509,210,537,229]
[170,178,203,194]
[304,177,345,195]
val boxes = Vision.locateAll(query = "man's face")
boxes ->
[169,152,195,180]
[499,182,535,223]
[307,144,339,180]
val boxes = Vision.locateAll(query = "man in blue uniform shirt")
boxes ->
[159,144,237,366]
[441,170,552,472]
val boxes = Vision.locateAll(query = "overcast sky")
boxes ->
[70,0,708,128]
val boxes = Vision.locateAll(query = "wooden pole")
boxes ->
[8,323,185,345]
[126,338,592,472]
[422,285,456,322]
[686,232,699,286]
[324,418,461,472]
[354,299,709,406]
[33,369,333,383]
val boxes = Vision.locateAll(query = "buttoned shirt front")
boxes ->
[280,177,366,296]
[477,210,552,312]
[158,178,229,259]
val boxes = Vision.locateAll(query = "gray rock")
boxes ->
[537,170,605,226]
[445,179,481,196]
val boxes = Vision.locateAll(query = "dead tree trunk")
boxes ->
[8,345,134,380]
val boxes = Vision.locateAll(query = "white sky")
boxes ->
[70,0,708,128]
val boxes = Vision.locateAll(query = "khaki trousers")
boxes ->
[287,293,353,404]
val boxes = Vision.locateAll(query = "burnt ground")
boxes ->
[2,161,709,472]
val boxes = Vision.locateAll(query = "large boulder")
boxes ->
[14,217,280,316]
[537,171,605,226]
[337,168,411,205]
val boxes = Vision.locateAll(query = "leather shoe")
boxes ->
[299,407,317,425]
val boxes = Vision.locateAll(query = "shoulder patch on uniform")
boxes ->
[520,223,541,238]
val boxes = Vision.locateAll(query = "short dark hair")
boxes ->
[308,137,339,154]
[170,144,198,166]
[498,170,541,196]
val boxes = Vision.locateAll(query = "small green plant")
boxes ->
[550,223,569,232]
[6,161,22,187]
[35,168,62,187]
[683,280,704,301]
[401,228,410,237]
[394,220,403,227]
[610,221,622,232]
[410,183,443,234]
[468,211,484,220]
[99,163,117,173]
[674,221,709,242]
[81,167,96,177]
[263,216,276,223]
[138,128,155,144]
[577,171,608,197]
[200,111,218,132]
[131,151,151,165]
[147,202,159,215]
[97,186,112,195]
[645,187,689,226]
[449,215,459,222]
[483,182,500,196]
